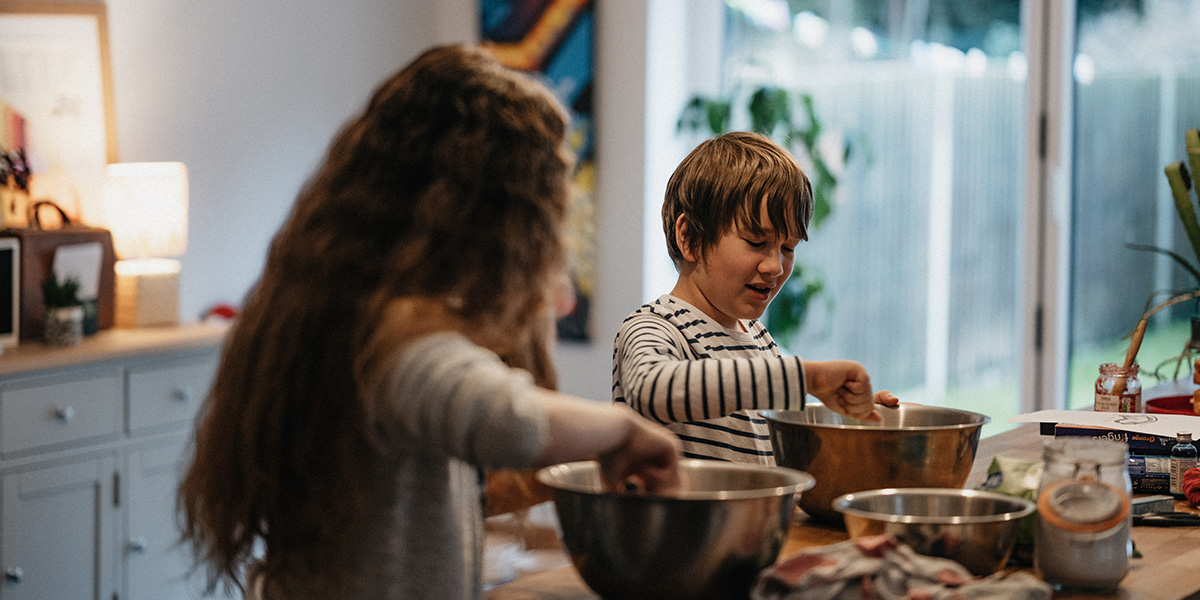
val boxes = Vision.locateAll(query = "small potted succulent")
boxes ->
[42,273,84,346]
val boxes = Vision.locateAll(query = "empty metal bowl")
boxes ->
[762,404,989,522]
[536,459,815,600]
[833,488,1035,575]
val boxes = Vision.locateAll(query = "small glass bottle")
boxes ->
[1094,363,1141,412]
[1170,432,1198,496]
[1035,437,1132,592]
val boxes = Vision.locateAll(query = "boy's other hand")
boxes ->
[804,360,889,422]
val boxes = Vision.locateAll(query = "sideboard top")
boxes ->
[0,323,230,377]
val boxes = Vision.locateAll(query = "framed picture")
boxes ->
[0,1,117,225]
[0,236,18,347]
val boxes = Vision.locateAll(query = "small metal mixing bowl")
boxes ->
[536,459,814,600]
[762,404,989,522]
[833,488,1036,575]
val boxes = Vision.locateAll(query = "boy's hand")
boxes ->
[804,360,896,422]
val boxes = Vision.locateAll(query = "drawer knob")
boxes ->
[4,566,22,583]
[54,406,75,422]
[128,536,148,553]
[172,387,193,403]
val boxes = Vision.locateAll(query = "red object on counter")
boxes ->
[1184,466,1200,508]
[1145,395,1200,416]
[202,303,239,322]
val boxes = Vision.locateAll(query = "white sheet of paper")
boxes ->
[1009,410,1198,438]
[52,242,102,299]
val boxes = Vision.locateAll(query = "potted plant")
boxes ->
[1123,128,1200,381]
[42,273,83,346]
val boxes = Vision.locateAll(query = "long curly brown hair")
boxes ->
[178,44,571,595]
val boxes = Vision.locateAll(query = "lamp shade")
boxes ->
[102,162,188,259]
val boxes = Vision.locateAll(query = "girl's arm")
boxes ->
[365,330,681,493]
[537,393,681,493]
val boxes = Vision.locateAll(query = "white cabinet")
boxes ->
[0,325,225,600]
[1,454,118,600]
[125,435,205,600]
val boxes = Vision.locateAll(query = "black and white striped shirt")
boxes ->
[611,295,807,465]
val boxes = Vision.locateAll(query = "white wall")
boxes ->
[644,0,725,303]
[99,0,436,319]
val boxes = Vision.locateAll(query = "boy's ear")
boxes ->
[675,215,699,263]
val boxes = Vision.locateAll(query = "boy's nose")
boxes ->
[759,252,785,277]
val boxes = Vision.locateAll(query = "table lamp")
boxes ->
[102,162,188,327]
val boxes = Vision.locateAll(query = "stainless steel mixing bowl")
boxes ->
[536,459,815,600]
[833,487,1036,575]
[762,404,989,522]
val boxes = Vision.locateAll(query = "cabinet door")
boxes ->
[1,454,118,600]
[124,436,205,600]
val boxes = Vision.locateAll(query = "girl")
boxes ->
[179,45,681,600]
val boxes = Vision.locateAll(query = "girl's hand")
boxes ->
[537,395,682,494]
[599,410,683,494]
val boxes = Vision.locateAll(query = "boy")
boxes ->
[612,131,898,464]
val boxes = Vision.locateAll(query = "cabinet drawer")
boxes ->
[127,353,218,432]
[1,371,122,455]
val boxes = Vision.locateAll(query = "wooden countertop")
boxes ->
[486,424,1200,600]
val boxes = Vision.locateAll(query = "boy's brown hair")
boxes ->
[663,131,813,267]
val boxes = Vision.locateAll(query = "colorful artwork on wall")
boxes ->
[480,0,595,342]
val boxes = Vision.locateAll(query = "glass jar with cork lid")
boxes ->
[1035,437,1132,591]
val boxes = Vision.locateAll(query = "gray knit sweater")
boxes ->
[253,332,548,600]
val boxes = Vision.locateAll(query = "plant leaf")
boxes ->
[1165,161,1200,272]
[766,263,826,344]
[677,96,730,136]
[1125,242,1200,286]
[748,87,791,137]
[1187,129,1200,200]
[706,100,731,135]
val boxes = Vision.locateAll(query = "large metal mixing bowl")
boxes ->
[833,488,1035,575]
[536,459,815,600]
[762,404,989,522]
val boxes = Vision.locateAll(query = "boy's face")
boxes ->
[672,201,800,330]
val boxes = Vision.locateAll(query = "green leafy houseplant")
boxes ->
[41,273,81,308]
[1126,128,1200,379]
[677,86,857,343]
